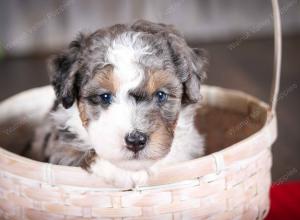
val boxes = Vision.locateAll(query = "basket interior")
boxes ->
[196,106,265,154]
[0,86,267,159]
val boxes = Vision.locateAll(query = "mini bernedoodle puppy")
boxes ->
[31,20,207,188]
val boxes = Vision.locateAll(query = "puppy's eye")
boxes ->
[87,93,113,106]
[155,91,168,105]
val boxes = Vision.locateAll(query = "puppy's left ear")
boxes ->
[167,35,208,104]
[48,33,85,109]
[182,48,208,104]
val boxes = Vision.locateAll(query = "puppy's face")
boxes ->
[50,20,206,163]
[80,64,181,162]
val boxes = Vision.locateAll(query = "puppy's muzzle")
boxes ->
[125,130,148,153]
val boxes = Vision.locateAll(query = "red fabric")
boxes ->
[265,181,300,220]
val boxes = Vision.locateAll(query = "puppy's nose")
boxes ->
[125,131,147,153]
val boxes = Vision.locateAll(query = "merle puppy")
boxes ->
[31,20,207,187]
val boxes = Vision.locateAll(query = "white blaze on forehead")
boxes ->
[106,32,150,92]
[107,44,138,82]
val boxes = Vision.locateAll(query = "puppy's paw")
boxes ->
[131,170,149,187]
[111,175,135,189]
[90,157,149,189]
[112,170,149,188]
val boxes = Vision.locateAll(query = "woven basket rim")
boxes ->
[0,85,277,191]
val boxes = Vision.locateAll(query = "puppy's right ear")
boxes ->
[48,34,85,109]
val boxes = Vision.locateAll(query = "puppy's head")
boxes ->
[49,20,207,163]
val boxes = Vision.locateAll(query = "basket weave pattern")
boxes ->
[0,135,272,219]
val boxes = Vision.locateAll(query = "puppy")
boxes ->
[31,20,207,188]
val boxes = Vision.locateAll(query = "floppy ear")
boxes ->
[48,34,85,109]
[180,47,208,104]
[164,34,207,104]
[131,20,208,104]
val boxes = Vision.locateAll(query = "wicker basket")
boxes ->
[0,0,281,219]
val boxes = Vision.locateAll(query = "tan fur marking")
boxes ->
[80,149,97,173]
[94,65,119,94]
[146,70,173,94]
[78,101,89,128]
[148,122,173,160]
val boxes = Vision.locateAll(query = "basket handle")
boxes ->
[270,0,282,112]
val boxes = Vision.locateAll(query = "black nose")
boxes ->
[125,131,147,153]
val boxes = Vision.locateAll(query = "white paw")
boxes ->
[90,158,149,189]
[107,170,149,189]
[111,175,135,189]
[131,170,149,187]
